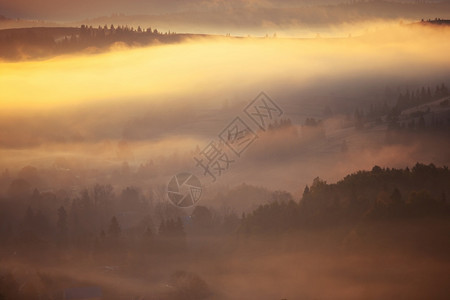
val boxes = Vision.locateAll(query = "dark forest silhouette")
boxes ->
[0,163,449,299]
[0,24,188,61]
[240,163,449,236]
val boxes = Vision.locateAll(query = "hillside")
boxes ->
[0,25,197,61]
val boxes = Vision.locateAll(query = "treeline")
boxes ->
[0,163,449,298]
[63,24,176,48]
[240,163,450,236]
[0,179,241,263]
[422,18,450,25]
[394,83,448,112]
[1,163,449,258]
[340,82,450,132]
[384,83,450,134]
[0,24,184,61]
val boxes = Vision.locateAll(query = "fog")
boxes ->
[1,19,450,300]
[1,23,450,190]
[2,220,449,299]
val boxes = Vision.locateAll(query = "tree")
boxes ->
[302,185,310,199]
[158,218,186,251]
[271,190,294,204]
[390,188,403,206]
[22,206,35,236]
[56,206,68,246]
[57,206,67,234]
[120,186,140,210]
[108,216,121,238]
[168,271,211,300]
[8,178,31,199]
[191,206,213,229]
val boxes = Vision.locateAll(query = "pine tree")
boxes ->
[303,185,310,198]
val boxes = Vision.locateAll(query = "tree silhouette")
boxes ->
[191,206,213,230]
[390,188,402,205]
[108,216,121,238]
[56,206,68,246]
[57,206,67,234]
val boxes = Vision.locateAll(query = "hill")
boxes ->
[0,25,198,61]
[241,163,449,234]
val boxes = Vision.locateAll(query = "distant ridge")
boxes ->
[420,18,450,25]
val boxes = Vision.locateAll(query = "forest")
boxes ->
[0,163,449,299]
[0,25,188,61]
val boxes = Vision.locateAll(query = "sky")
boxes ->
[1,0,450,29]
[2,1,351,19]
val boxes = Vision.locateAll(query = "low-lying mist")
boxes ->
[1,22,450,200]
[1,7,450,300]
